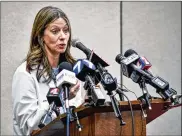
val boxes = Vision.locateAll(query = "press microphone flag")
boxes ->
[47,88,62,107]
[56,69,77,88]
[116,52,140,78]
[73,59,105,105]
[73,59,96,81]
[137,56,152,70]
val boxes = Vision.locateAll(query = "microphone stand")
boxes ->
[138,77,152,110]
[38,101,55,128]
[96,63,126,126]
[63,85,71,136]
[118,92,125,101]
[84,74,105,106]
[108,91,126,126]
[70,106,83,131]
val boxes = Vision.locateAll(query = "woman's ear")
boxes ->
[38,35,44,46]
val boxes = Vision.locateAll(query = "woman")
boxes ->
[12,6,84,135]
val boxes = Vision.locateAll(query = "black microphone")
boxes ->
[115,49,169,90]
[115,49,177,101]
[72,39,125,125]
[39,83,62,128]
[73,59,105,106]
[72,39,117,92]
[72,39,92,59]
[72,39,109,67]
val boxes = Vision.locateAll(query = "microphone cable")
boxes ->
[117,83,147,136]
[119,84,148,118]
[115,88,135,136]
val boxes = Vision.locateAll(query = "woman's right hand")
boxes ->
[69,80,80,100]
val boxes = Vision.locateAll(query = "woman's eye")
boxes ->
[51,30,59,34]
[63,28,69,33]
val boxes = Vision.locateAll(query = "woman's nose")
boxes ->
[59,30,66,40]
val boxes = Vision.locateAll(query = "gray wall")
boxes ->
[1,2,120,135]
[122,2,181,135]
[1,1,181,136]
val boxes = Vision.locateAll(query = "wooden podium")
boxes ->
[32,98,177,136]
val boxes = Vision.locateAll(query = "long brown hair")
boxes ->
[26,6,75,83]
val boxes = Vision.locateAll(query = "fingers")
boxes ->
[72,80,80,90]
[95,83,101,88]
[69,80,80,99]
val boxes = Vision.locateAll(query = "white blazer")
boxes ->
[12,61,85,136]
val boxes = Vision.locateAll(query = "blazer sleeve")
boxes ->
[12,71,49,135]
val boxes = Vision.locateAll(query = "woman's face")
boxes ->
[43,17,70,55]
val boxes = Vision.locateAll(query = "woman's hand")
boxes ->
[69,80,80,100]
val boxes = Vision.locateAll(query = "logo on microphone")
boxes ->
[73,59,96,75]
[137,56,152,70]
[50,88,59,95]
[122,53,139,65]
[56,69,77,87]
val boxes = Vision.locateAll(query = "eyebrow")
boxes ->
[50,24,68,29]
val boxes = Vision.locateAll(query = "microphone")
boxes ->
[116,49,140,78]
[38,99,58,128]
[115,49,169,90]
[73,59,105,106]
[72,39,92,59]
[115,49,177,101]
[72,39,109,68]
[55,62,77,136]
[72,39,117,92]
[46,88,63,107]
[73,59,96,82]
[72,39,125,124]
[127,52,153,83]
[39,62,76,128]
[56,62,77,110]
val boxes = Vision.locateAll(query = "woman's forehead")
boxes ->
[48,17,68,27]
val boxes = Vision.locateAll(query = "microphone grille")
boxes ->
[59,62,73,72]
[115,54,125,64]
[124,49,138,57]
[71,38,80,47]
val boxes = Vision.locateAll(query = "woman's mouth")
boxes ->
[58,44,66,49]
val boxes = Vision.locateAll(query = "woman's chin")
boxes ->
[57,49,66,54]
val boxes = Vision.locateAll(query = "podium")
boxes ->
[31,98,178,136]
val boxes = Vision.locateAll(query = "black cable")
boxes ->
[117,83,138,98]
[116,88,135,136]
[118,84,145,135]
[117,83,147,118]
[117,84,147,136]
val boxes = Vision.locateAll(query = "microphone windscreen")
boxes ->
[115,54,124,64]
[59,62,73,72]
[71,38,80,47]
[124,49,138,57]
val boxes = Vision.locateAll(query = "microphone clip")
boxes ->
[70,106,83,132]
[171,94,182,106]
[138,77,152,110]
